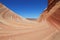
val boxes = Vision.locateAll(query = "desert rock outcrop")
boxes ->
[0,0,60,40]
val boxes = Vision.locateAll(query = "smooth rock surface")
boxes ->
[0,0,60,40]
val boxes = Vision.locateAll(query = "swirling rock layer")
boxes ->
[0,0,60,40]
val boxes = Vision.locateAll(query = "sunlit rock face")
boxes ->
[37,10,48,22]
[0,3,27,23]
[38,0,60,27]
[0,4,53,40]
[48,0,60,11]
[0,0,60,40]
[37,0,60,40]
[47,2,60,30]
[47,0,60,30]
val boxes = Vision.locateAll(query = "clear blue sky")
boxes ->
[0,0,48,18]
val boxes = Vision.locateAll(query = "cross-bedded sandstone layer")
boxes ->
[0,0,60,40]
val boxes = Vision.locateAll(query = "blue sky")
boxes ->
[0,0,48,18]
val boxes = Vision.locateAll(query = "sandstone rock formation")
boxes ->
[0,3,27,23]
[0,0,60,40]
[38,0,60,24]
[37,10,48,22]
[37,0,60,40]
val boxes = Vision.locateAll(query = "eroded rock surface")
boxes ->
[0,0,60,40]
